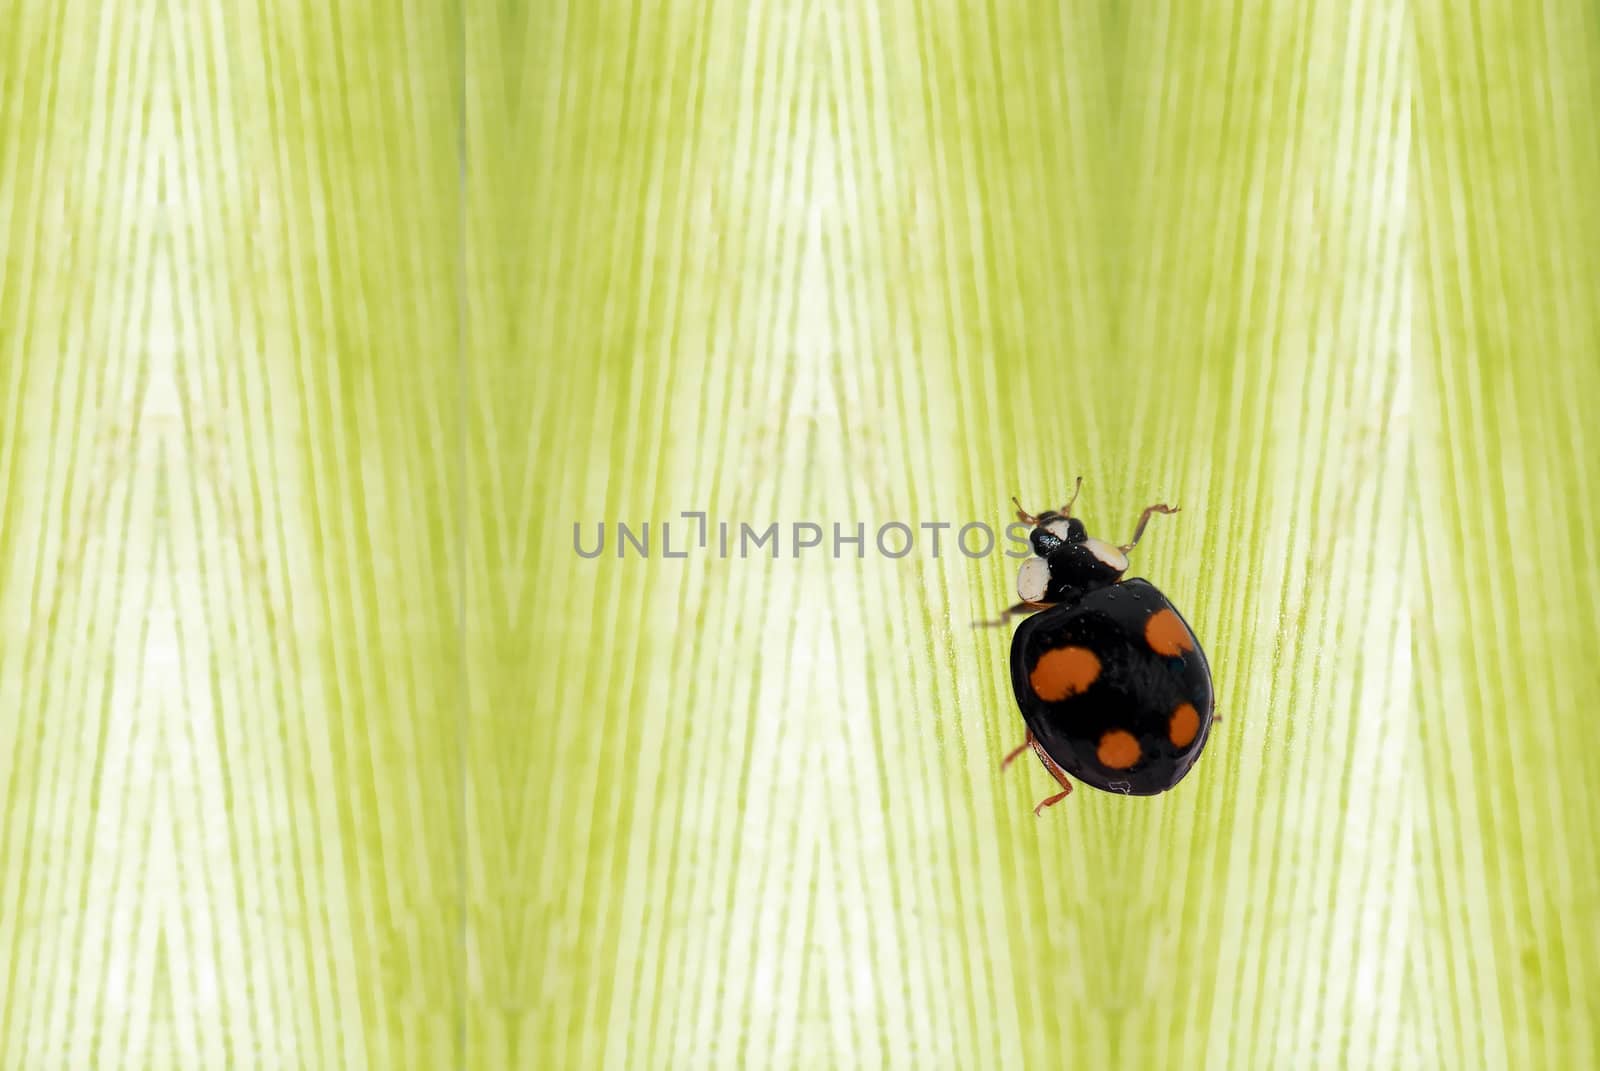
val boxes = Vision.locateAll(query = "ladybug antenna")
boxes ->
[1119,503,1181,554]
[1060,475,1084,518]
[1011,496,1039,526]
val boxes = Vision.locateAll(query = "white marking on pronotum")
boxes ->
[1082,538,1129,573]
[1017,556,1049,602]
[1044,518,1074,542]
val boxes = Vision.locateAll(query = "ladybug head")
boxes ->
[1016,514,1129,605]
[1025,510,1086,556]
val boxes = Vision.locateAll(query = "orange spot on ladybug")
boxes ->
[1169,703,1200,748]
[1029,646,1101,702]
[1144,608,1194,657]
[1096,729,1141,769]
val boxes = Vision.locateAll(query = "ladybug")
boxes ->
[986,478,1214,813]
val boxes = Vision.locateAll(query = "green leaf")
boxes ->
[2,0,1597,1067]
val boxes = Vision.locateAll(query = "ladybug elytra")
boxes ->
[986,478,1215,813]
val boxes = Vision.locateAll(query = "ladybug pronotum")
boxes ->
[988,478,1214,813]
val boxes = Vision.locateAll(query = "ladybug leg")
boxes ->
[1034,787,1072,816]
[973,601,1041,628]
[1029,736,1075,815]
[1001,732,1073,813]
[1000,733,1033,770]
[1119,503,1181,553]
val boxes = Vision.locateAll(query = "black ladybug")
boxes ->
[985,478,1215,813]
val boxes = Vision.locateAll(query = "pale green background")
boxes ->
[1,0,1597,1068]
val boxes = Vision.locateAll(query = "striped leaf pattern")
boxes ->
[0,0,1595,1068]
